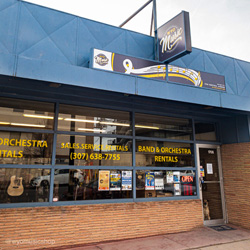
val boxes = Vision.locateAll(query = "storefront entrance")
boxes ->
[197,145,226,226]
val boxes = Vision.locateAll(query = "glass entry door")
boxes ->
[197,145,226,226]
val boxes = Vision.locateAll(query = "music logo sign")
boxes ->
[158,11,192,63]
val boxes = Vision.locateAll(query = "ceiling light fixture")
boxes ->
[78,128,106,133]
[135,125,159,130]
[64,118,99,123]
[10,123,46,128]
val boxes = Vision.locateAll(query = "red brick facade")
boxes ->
[222,142,250,229]
[0,200,203,249]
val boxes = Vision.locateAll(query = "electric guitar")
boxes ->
[7,175,24,196]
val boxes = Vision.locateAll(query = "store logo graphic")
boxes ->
[160,26,183,53]
[94,54,109,66]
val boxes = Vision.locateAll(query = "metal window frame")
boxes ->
[196,144,227,226]
[0,96,223,208]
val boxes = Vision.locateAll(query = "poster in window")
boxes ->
[110,171,121,191]
[166,171,174,183]
[173,171,180,183]
[122,171,132,190]
[155,178,164,190]
[145,172,155,190]
[98,170,110,191]
[174,183,181,196]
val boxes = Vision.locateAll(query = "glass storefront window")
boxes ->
[0,168,50,203]
[136,140,194,167]
[136,170,196,198]
[58,105,131,135]
[195,122,217,141]
[56,135,132,166]
[135,113,192,140]
[0,98,203,205]
[0,97,54,130]
[0,132,53,165]
[53,169,132,201]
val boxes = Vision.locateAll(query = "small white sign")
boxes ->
[155,178,164,190]
[207,163,213,174]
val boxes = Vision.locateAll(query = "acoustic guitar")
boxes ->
[7,175,24,196]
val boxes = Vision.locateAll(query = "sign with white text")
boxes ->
[157,11,192,62]
[168,65,226,91]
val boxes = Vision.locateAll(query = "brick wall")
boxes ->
[222,142,250,229]
[0,200,203,249]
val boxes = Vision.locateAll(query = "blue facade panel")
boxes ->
[16,56,137,94]
[137,77,221,107]
[0,1,19,54]
[0,52,16,76]
[171,48,205,72]
[0,0,250,113]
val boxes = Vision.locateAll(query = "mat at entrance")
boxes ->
[209,225,236,231]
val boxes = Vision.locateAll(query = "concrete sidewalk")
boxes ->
[56,224,250,250]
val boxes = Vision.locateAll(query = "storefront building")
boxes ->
[1,1,250,249]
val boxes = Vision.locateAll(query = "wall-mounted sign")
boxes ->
[168,65,226,91]
[91,48,166,81]
[157,11,192,63]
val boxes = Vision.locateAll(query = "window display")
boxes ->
[53,169,133,201]
[0,98,201,205]
[0,168,50,203]
[136,170,196,198]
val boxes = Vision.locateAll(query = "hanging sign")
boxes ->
[157,11,192,63]
[91,48,166,80]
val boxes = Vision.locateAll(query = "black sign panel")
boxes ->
[168,65,226,91]
[158,11,192,63]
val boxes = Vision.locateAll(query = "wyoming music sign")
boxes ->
[157,11,192,63]
[91,48,225,91]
